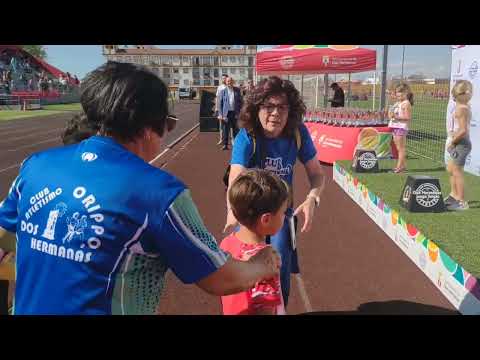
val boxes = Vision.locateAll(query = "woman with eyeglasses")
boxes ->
[224,76,326,307]
[0,62,281,315]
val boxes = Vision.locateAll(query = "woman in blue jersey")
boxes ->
[224,76,325,306]
[0,62,280,315]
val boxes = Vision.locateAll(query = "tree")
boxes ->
[20,45,47,59]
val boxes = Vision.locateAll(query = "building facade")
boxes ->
[102,45,257,95]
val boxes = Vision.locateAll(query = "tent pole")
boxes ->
[323,74,329,108]
[380,45,389,111]
[300,74,304,98]
[347,73,351,107]
[372,71,376,110]
[315,75,319,108]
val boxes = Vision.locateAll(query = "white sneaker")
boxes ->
[447,200,469,211]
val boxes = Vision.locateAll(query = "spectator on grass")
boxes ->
[444,80,473,211]
[0,61,281,315]
[388,82,413,173]
[224,76,326,307]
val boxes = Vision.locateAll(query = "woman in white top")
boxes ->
[388,83,414,173]
[444,80,473,211]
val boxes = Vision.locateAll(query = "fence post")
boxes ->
[323,74,329,108]
[347,73,351,107]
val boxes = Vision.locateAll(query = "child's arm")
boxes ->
[451,107,470,145]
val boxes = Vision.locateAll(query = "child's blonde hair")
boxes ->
[395,82,414,106]
[451,80,473,103]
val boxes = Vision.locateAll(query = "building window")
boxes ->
[173,68,179,74]
[173,79,180,85]
[192,68,200,79]
[230,68,237,75]
[173,56,180,64]
[239,68,245,76]
[229,56,235,63]
[204,79,211,86]
[213,68,219,78]
[183,68,189,74]
[193,57,200,66]
[248,56,254,67]
[214,79,219,86]
[221,56,228,63]
[221,68,228,76]
[183,79,190,86]
[213,57,219,66]
[204,68,211,78]
[193,79,200,86]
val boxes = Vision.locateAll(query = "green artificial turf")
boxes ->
[0,103,81,122]
[337,158,480,278]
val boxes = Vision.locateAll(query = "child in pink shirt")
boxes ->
[220,169,290,315]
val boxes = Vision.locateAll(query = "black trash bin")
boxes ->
[199,89,219,132]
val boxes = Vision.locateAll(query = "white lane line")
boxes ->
[0,128,61,144]
[149,123,199,165]
[0,163,20,174]
[160,132,199,168]
[7,137,60,151]
[294,274,313,313]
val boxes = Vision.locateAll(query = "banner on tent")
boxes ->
[446,45,480,176]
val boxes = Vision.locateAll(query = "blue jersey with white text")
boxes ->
[230,123,317,185]
[0,136,228,315]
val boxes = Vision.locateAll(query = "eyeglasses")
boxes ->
[260,103,289,113]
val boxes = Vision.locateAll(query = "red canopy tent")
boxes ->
[0,45,67,79]
[256,45,376,75]
[256,45,377,108]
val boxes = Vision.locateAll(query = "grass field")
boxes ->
[338,158,480,278]
[0,103,81,122]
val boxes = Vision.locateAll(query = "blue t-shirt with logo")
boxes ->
[0,136,228,315]
[230,123,317,185]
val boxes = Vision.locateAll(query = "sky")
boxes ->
[44,45,452,80]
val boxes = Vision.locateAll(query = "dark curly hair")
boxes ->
[61,112,99,145]
[238,76,306,138]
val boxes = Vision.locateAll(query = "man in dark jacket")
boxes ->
[329,82,345,108]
